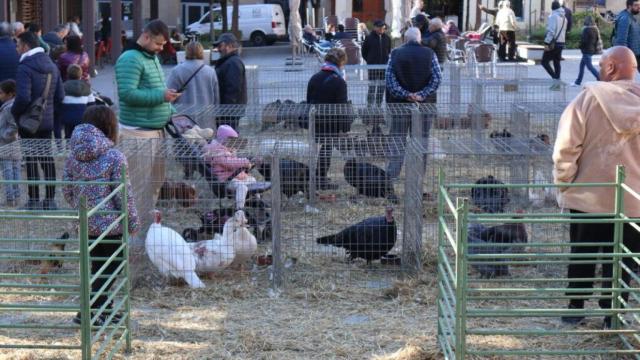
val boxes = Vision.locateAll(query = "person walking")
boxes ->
[307,48,350,190]
[541,1,567,90]
[213,33,247,129]
[115,20,178,219]
[11,31,64,210]
[571,16,602,86]
[0,22,19,83]
[495,0,518,61]
[167,42,219,107]
[385,27,441,180]
[361,20,391,105]
[553,46,640,329]
[613,0,640,69]
[423,18,448,66]
[57,35,90,82]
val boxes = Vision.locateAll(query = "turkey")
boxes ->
[316,207,397,264]
[257,159,309,198]
[188,214,242,273]
[227,210,258,268]
[145,210,205,288]
[468,212,528,278]
[471,175,510,213]
[343,159,397,202]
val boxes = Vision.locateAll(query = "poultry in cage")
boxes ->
[316,207,397,264]
[145,210,205,288]
[343,159,397,202]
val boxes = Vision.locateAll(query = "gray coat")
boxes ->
[0,98,20,159]
[166,60,220,107]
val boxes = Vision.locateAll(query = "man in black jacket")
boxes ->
[214,33,247,129]
[385,27,441,179]
[0,22,19,83]
[361,20,391,105]
[12,31,64,210]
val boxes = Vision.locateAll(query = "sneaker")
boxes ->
[42,199,58,211]
[20,199,42,210]
[569,82,580,87]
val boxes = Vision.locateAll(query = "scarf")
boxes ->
[321,62,344,78]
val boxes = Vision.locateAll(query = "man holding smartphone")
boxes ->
[115,19,180,229]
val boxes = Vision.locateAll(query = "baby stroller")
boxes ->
[165,115,273,242]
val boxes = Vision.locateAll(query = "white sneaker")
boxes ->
[569,82,580,87]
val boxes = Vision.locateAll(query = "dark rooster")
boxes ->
[256,159,309,198]
[343,159,397,202]
[316,207,397,264]
[468,212,528,277]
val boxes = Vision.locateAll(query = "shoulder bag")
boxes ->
[19,73,52,135]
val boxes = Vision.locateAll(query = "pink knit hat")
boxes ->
[216,125,238,142]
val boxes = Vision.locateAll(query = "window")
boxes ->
[353,0,364,12]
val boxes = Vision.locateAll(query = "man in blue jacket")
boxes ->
[11,31,64,210]
[0,22,19,83]
[613,0,640,70]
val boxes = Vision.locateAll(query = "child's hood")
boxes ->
[69,124,113,162]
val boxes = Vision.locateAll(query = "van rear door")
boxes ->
[271,5,286,36]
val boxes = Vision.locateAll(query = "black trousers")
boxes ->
[498,30,516,60]
[367,69,385,105]
[316,137,336,180]
[91,235,124,310]
[567,209,640,309]
[19,129,56,201]
[541,45,564,80]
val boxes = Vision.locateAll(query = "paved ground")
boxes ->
[91,45,640,105]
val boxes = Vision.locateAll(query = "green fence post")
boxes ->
[436,168,445,349]
[455,198,469,360]
[611,165,625,330]
[121,168,132,352]
[79,196,91,360]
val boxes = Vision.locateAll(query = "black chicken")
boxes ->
[343,159,396,201]
[256,159,309,198]
[471,175,510,213]
[468,215,528,277]
[316,207,397,264]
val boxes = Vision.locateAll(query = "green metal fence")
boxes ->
[0,175,131,359]
[437,166,640,358]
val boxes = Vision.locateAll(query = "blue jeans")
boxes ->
[385,113,432,179]
[575,54,600,85]
[0,159,21,201]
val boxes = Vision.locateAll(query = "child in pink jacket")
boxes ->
[204,125,256,209]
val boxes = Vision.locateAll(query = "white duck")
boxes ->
[145,210,205,288]
[188,214,240,273]
[228,210,258,268]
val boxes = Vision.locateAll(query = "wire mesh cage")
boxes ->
[245,65,387,105]
[268,107,422,287]
[511,102,568,145]
[117,134,286,288]
[436,172,640,358]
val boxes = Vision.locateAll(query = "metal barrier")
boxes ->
[0,176,131,359]
[436,166,640,358]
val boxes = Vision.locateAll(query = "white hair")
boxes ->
[404,27,421,43]
[11,21,24,35]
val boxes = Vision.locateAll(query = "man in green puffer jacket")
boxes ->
[115,19,180,229]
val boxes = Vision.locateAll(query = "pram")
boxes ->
[165,115,273,242]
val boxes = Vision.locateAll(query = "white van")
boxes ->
[186,4,286,46]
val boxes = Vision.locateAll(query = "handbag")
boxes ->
[547,17,566,51]
[176,64,206,93]
[18,73,52,135]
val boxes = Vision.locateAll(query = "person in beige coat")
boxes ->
[495,1,518,61]
[553,46,640,328]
